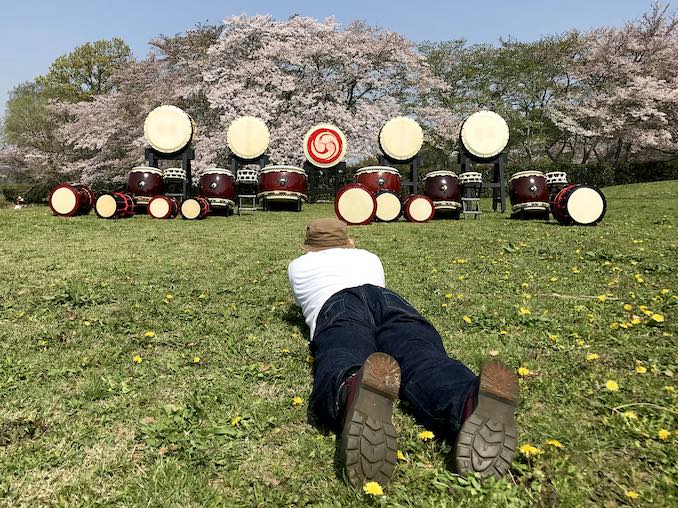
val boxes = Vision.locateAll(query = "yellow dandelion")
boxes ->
[586,353,600,362]
[193,356,201,364]
[521,282,529,288]
[231,416,241,427]
[165,293,174,300]
[306,355,314,364]
[620,322,630,329]
[623,304,633,311]
[642,309,653,316]
[651,313,664,323]
[519,307,531,316]
[610,322,619,330]
[635,365,647,374]
[576,339,586,347]
[132,355,142,364]
[418,430,434,441]
[550,276,558,282]
[605,380,619,392]
[658,429,671,440]
[518,443,543,458]
[396,450,407,461]
[456,294,464,299]
[292,396,303,407]
[517,366,531,377]
[463,315,472,324]
[548,334,559,342]
[597,295,607,302]
[572,267,581,274]
[456,259,467,264]
[83,320,91,326]
[664,386,676,394]
[499,330,508,336]
[545,439,564,449]
[281,348,290,353]
[363,481,384,497]
[630,317,641,325]
[622,410,638,420]
[442,303,448,308]
[625,490,639,500]
[144,330,156,338]
[660,288,670,295]
[445,293,452,299]
[458,275,465,281]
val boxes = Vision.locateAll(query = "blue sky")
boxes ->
[0,0,654,118]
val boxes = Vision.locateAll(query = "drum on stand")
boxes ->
[459,111,509,162]
[335,183,377,225]
[180,197,211,220]
[127,166,164,212]
[546,171,569,203]
[163,168,186,182]
[379,117,424,162]
[355,166,401,194]
[509,170,549,218]
[459,172,483,186]
[403,195,435,223]
[226,116,270,161]
[148,195,179,219]
[258,166,307,211]
[144,105,196,154]
[49,183,96,217]
[303,123,347,168]
[374,190,402,222]
[552,185,606,226]
[95,192,135,219]
[199,168,236,210]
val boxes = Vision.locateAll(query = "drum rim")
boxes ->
[226,116,270,160]
[260,165,306,175]
[355,166,401,176]
[509,170,546,181]
[460,110,509,159]
[378,116,424,162]
[334,183,377,226]
[143,105,194,154]
[201,168,234,177]
[303,122,347,168]
[424,171,458,179]
[130,166,163,176]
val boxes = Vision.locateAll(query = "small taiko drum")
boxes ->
[49,183,96,217]
[180,197,211,220]
[355,167,401,194]
[423,171,461,202]
[335,183,377,226]
[163,168,186,182]
[459,172,483,186]
[460,111,509,162]
[95,192,135,219]
[303,123,347,168]
[226,116,270,161]
[144,105,196,154]
[127,166,164,207]
[374,190,402,222]
[552,185,606,226]
[258,166,308,203]
[546,171,569,202]
[509,170,549,216]
[403,195,435,223]
[379,117,424,162]
[148,196,179,219]
[199,168,236,209]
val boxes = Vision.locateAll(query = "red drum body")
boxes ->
[95,192,135,219]
[49,183,96,217]
[355,167,401,194]
[181,197,211,220]
[374,190,402,222]
[335,183,377,225]
[423,171,461,202]
[199,169,236,208]
[148,196,179,219]
[403,195,435,223]
[509,171,549,216]
[258,166,308,202]
[127,167,163,198]
[552,185,606,226]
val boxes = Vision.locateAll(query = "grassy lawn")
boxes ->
[0,180,676,507]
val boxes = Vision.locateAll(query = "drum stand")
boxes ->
[306,161,347,203]
[458,151,506,213]
[145,147,194,201]
[228,154,269,214]
[378,155,421,195]
[461,182,482,220]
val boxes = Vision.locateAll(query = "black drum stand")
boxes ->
[458,151,507,213]
[379,154,421,195]
[306,161,347,203]
[145,147,194,201]
[228,153,269,214]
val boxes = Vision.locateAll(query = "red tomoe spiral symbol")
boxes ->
[306,128,343,165]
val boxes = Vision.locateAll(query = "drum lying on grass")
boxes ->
[49,183,96,217]
[258,166,308,204]
[180,197,211,220]
[355,166,401,194]
[148,196,179,219]
[460,111,509,162]
[509,170,549,216]
[552,184,606,226]
[379,117,424,162]
[227,116,270,161]
[303,123,346,168]
[403,195,435,223]
[199,169,236,208]
[144,105,196,154]
[335,183,377,225]
[374,190,402,222]
[95,192,135,219]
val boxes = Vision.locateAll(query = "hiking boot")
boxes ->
[454,359,519,480]
[339,352,400,489]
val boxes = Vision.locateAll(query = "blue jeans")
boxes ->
[309,284,478,437]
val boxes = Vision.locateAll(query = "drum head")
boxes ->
[335,185,376,225]
[375,191,402,222]
[406,196,434,222]
[50,185,78,215]
[149,197,170,218]
[303,123,346,168]
[379,117,423,161]
[144,106,193,153]
[461,111,509,160]
[96,194,117,218]
[566,187,606,225]
[181,199,202,219]
[227,116,270,160]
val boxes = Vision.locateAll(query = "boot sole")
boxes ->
[455,359,519,480]
[341,352,401,488]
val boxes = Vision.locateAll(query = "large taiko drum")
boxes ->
[509,170,549,217]
[258,166,308,203]
[180,197,211,220]
[144,105,196,154]
[403,195,435,223]
[460,111,509,162]
[127,166,164,208]
[303,123,347,168]
[226,116,270,161]
[355,167,401,194]
[148,196,179,219]
[335,183,377,226]
[423,171,461,202]
[95,192,135,219]
[552,185,606,226]
[49,183,96,217]
[199,168,236,209]
[379,117,424,162]
[374,190,402,222]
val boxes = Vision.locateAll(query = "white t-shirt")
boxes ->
[288,248,386,338]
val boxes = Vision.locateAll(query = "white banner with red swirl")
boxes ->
[303,123,347,168]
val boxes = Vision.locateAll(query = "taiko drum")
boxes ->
[127,167,164,197]
[334,183,377,226]
[258,166,308,201]
[148,196,179,219]
[180,197,211,220]
[355,166,401,194]
[403,195,435,223]
[508,170,549,215]
[374,190,402,222]
[199,169,236,202]
[49,183,96,217]
[423,171,461,203]
[95,192,135,219]
[551,184,606,226]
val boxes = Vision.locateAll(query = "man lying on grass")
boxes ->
[288,218,520,489]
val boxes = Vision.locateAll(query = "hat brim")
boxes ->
[301,240,354,252]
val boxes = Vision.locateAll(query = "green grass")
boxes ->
[0,181,676,507]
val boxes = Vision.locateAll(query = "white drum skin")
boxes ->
[180,197,210,220]
[379,117,424,162]
[226,116,270,161]
[374,190,402,222]
[303,123,347,168]
[403,195,435,223]
[460,110,509,161]
[334,183,377,225]
[552,185,607,226]
[50,187,77,215]
[144,105,195,154]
